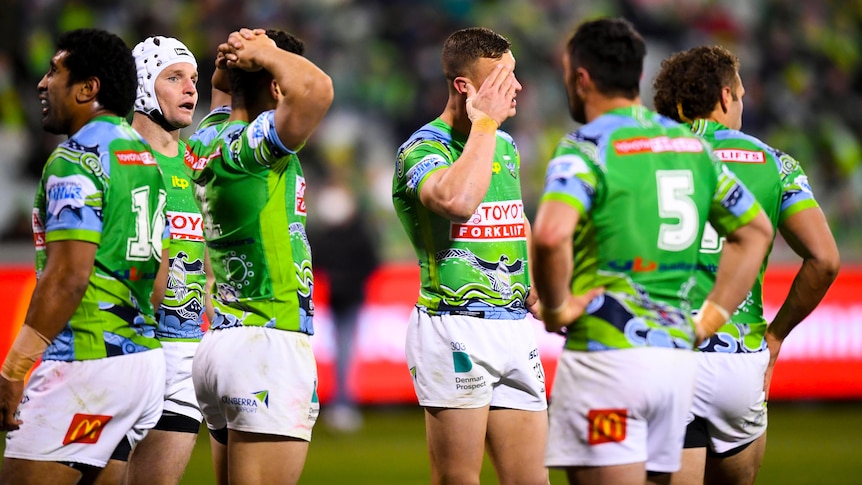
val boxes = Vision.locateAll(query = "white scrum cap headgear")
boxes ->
[133,36,197,116]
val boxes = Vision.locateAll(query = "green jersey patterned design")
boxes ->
[540,106,763,351]
[393,118,529,319]
[188,107,313,334]
[690,119,819,353]
[34,115,166,361]
[156,140,208,341]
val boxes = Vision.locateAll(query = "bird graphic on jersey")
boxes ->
[436,249,525,299]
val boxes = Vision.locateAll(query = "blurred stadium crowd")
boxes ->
[1,0,860,261]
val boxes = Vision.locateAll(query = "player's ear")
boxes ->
[453,77,470,96]
[270,79,281,100]
[76,76,100,104]
[719,86,731,114]
[575,67,590,97]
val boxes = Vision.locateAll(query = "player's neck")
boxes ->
[586,95,641,123]
[440,95,472,136]
[132,113,181,157]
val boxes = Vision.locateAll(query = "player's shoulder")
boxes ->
[712,128,795,171]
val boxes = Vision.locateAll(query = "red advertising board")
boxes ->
[1,264,859,402]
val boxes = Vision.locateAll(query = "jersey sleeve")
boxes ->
[396,138,453,200]
[774,150,819,224]
[227,110,298,174]
[41,148,106,245]
[539,144,599,218]
[707,160,763,235]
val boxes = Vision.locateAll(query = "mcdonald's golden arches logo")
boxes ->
[587,408,627,445]
[62,413,113,445]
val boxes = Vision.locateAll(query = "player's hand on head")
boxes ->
[465,64,515,126]
[224,28,276,72]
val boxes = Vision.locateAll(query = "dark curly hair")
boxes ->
[56,28,137,117]
[653,45,740,123]
[441,27,511,81]
[566,18,645,99]
[229,29,305,102]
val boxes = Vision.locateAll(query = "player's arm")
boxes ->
[0,240,96,430]
[150,247,170,310]
[531,201,603,334]
[210,50,232,110]
[223,28,333,151]
[763,207,839,397]
[419,65,515,222]
[523,217,540,319]
[204,248,216,323]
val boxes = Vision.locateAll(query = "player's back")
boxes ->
[567,107,718,307]
[690,119,817,352]
[36,115,166,361]
[543,106,762,351]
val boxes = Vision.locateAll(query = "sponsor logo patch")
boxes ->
[714,149,765,163]
[451,201,525,242]
[613,136,703,155]
[587,409,627,445]
[32,209,45,249]
[115,150,156,165]
[184,146,221,171]
[168,210,204,240]
[295,175,307,216]
[63,413,112,445]
[45,174,97,217]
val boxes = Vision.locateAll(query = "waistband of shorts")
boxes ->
[418,305,527,320]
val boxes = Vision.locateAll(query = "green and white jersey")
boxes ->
[393,118,529,319]
[540,106,762,351]
[187,106,313,334]
[690,119,819,353]
[33,115,167,361]
[156,140,207,341]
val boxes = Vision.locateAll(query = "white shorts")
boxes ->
[687,350,769,454]
[192,326,319,441]
[545,348,697,473]
[4,350,165,467]
[161,341,202,424]
[404,307,547,411]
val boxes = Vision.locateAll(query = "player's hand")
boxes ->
[525,287,540,320]
[220,28,275,72]
[763,330,782,401]
[463,63,517,126]
[541,287,605,335]
[0,376,24,431]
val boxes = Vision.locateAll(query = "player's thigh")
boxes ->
[227,429,309,485]
[424,406,490,478]
[566,462,648,485]
[705,432,766,485]
[0,458,82,485]
[486,408,548,485]
[125,429,198,484]
[208,432,228,485]
[669,447,706,485]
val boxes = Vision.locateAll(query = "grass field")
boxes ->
[172,401,862,484]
